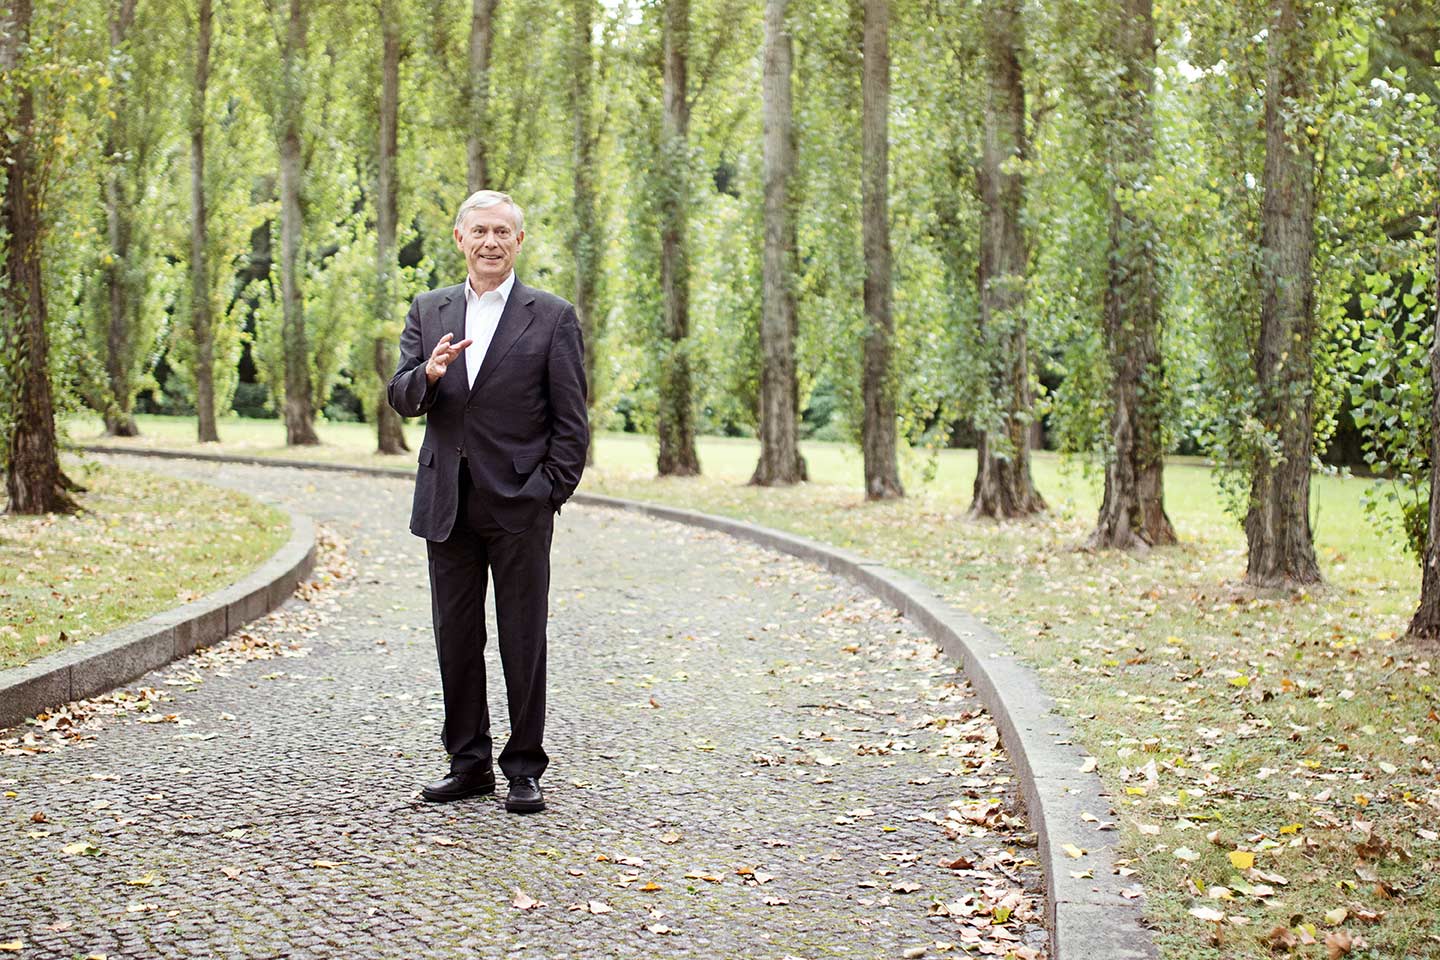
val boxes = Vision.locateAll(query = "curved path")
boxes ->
[1,459,1047,959]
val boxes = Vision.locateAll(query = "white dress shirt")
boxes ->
[463,271,515,390]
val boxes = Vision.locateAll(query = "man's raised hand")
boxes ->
[425,332,474,383]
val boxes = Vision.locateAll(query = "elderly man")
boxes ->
[387,190,589,813]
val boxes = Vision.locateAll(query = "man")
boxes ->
[387,190,588,814]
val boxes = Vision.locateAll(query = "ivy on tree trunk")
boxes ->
[568,0,603,467]
[1409,205,1440,640]
[2,0,77,514]
[1090,0,1174,549]
[970,0,1042,520]
[190,0,219,443]
[656,0,700,477]
[860,0,902,501]
[1245,0,1321,587]
[374,0,408,456]
[752,0,806,487]
[278,0,319,447]
[467,0,497,192]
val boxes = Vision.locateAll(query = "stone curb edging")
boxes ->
[76,444,1157,960]
[0,493,317,731]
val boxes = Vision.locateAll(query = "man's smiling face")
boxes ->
[454,204,524,291]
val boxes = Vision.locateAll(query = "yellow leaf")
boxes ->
[1278,823,1302,835]
[1062,843,1086,859]
[1228,851,1256,870]
[1228,675,1250,688]
[1324,906,1348,925]
[0,942,22,953]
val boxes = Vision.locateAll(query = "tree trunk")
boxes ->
[1244,0,1320,586]
[1088,0,1173,548]
[279,0,319,446]
[101,0,141,438]
[568,0,602,466]
[374,0,408,456]
[860,0,901,500]
[1407,206,1440,639]
[191,0,219,443]
[466,0,497,192]
[2,0,77,514]
[969,0,1042,519]
[656,0,700,477]
[751,0,806,487]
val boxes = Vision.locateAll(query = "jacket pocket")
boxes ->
[513,454,541,474]
[419,447,435,467]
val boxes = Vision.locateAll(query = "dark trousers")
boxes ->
[426,467,553,780]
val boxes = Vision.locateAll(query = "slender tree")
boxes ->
[970,0,1042,518]
[656,0,700,476]
[96,0,145,437]
[567,0,604,465]
[466,0,498,191]
[189,0,219,442]
[1089,0,1174,548]
[1408,205,1440,639]
[373,0,408,455]
[751,0,806,486]
[1244,0,1321,586]
[276,0,320,445]
[2,0,77,513]
[860,0,901,499]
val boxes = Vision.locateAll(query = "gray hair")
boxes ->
[453,189,525,233]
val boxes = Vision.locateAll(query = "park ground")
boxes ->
[9,412,1440,958]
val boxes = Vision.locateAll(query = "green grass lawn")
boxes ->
[0,460,289,670]
[75,413,1440,959]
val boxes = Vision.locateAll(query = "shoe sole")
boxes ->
[420,783,495,803]
[504,798,546,814]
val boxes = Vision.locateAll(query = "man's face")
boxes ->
[454,204,523,288]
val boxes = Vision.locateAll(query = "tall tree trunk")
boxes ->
[751,0,806,487]
[656,0,700,476]
[374,0,408,456]
[191,0,219,443]
[970,0,1042,519]
[1245,0,1320,586]
[2,0,77,514]
[568,0,602,466]
[101,0,141,438]
[1409,203,1440,640]
[860,0,901,500]
[1089,0,1173,548]
[466,0,497,192]
[279,0,319,446]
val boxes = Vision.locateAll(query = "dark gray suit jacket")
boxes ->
[387,277,589,539]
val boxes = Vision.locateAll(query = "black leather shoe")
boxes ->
[504,776,545,813]
[420,767,495,802]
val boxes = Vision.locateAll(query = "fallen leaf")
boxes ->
[1228,851,1255,870]
[1173,847,1200,862]
[1078,757,1098,773]
[0,943,21,954]
[511,888,542,910]
[587,900,612,914]
[312,860,339,870]
[1323,907,1347,926]
[1325,929,1353,958]
[1062,843,1086,859]
[1189,906,1225,923]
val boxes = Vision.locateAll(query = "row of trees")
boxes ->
[2,0,1438,630]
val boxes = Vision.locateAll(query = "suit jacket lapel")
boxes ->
[469,280,536,396]
[438,283,469,388]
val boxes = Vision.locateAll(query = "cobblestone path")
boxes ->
[2,459,1048,959]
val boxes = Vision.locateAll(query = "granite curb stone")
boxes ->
[0,503,316,730]
[76,444,1158,960]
